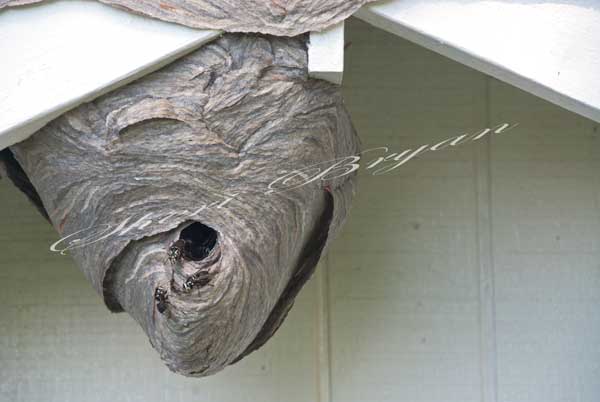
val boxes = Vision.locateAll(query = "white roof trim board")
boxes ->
[0,0,220,150]
[356,0,600,124]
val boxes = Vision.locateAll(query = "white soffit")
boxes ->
[0,0,221,150]
[356,0,600,124]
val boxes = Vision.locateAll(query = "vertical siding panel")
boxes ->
[474,76,499,402]
[490,78,600,402]
[329,18,487,402]
[316,256,332,402]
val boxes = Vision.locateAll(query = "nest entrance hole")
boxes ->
[180,222,218,261]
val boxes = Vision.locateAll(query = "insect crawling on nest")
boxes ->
[167,239,187,265]
[153,286,169,323]
[183,270,212,292]
[167,238,215,265]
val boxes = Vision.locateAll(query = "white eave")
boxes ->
[356,0,600,124]
[0,0,345,151]
[0,0,221,150]
[1,0,600,151]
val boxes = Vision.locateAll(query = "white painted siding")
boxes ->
[1,18,598,402]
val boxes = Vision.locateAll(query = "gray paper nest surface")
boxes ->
[0,0,377,35]
[4,34,360,376]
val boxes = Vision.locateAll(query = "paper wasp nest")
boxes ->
[0,0,377,35]
[3,33,359,376]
